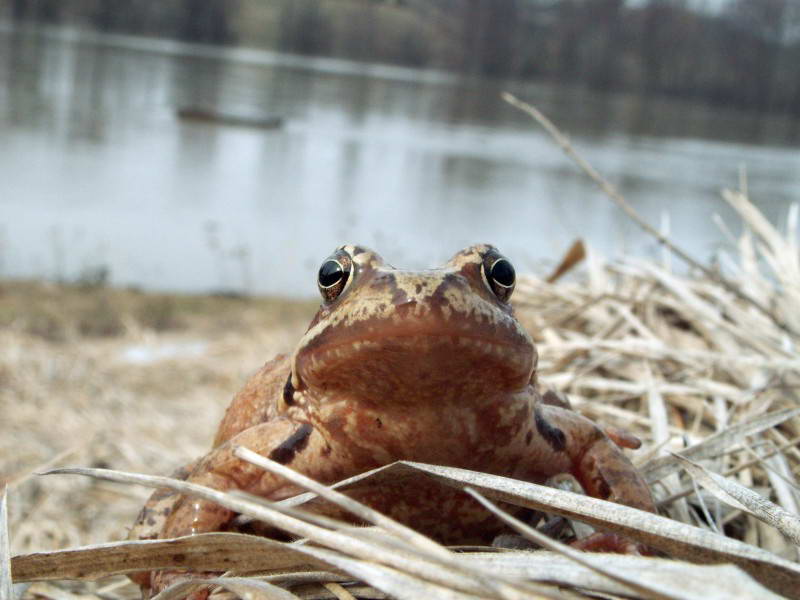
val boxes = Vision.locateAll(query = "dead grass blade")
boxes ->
[642,407,800,484]
[280,544,518,600]
[1,486,12,600]
[295,584,383,600]
[38,467,535,599]
[10,533,325,582]
[465,487,778,600]
[378,461,800,599]
[457,552,782,600]
[321,582,356,600]
[232,448,549,600]
[674,454,800,545]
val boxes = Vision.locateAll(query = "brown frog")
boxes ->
[130,244,655,597]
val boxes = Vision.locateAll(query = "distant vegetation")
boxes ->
[4,0,800,115]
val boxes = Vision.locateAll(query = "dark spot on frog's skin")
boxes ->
[146,516,156,526]
[172,553,186,563]
[269,423,313,464]
[351,246,366,256]
[375,417,383,428]
[415,283,422,294]
[283,374,295,406]
[534,409,566,452]
[428,273,460,310]
[391,285,409,306]
[596,477,612,499]
[525,430,533,446]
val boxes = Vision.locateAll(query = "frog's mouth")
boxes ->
[293,324,535,405]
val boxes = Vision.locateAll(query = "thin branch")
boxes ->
[501,92,798,338]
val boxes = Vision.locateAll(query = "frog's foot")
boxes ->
[571,531,654,555]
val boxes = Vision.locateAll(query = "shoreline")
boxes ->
[0,278,319,343]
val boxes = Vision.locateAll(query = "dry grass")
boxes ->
[1,287,316,560]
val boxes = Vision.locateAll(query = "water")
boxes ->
[2,24,799,297]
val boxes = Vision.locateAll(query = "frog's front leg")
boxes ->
[534,403,655,513]
[527,403,655,553]
[149,418,338,596]
[160,418,338,537]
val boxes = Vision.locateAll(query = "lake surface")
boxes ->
[1,24,799,296]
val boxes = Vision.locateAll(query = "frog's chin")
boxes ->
[295,333,535,404]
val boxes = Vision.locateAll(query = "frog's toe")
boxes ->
[571,531,655,555]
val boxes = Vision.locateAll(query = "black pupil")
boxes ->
[318,260,344,287]
[491,259,515,287]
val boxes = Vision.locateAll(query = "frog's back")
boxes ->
[213,354,291,447]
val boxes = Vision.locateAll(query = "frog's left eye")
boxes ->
[318,250,353,302]
[482,250,515,302]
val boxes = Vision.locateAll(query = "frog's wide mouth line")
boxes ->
[297,329,534,367]
[299,313,532,354]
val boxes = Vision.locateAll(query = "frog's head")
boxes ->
[292,245,536,406]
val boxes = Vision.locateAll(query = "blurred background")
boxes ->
[1,0,799,296]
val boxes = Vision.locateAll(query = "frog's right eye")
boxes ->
[317,250,353,302]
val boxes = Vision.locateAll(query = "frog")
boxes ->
[129,244,655,597]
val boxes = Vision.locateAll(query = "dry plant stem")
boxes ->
[4,443,89,490]
[674,454,800,545]
[743,446,800,493]
[501,92,797,338]
[391,461,800,598]
[41,467,535,600]
[464,488,675,600]
[322,582,357,600]
[1,486,12,600]
[233,447,541,600]
[642,407,800,484]
[10,533,328,582]
[285,545,495,600]
[658,434,800,507]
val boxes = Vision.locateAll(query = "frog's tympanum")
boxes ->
[130,245,655,597]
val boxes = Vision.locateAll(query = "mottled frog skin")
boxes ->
[130,244,655,597]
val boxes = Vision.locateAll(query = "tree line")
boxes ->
[7,0,800,115]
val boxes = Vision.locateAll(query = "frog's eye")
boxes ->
[317,250,353,302]
[482,250,515,302]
